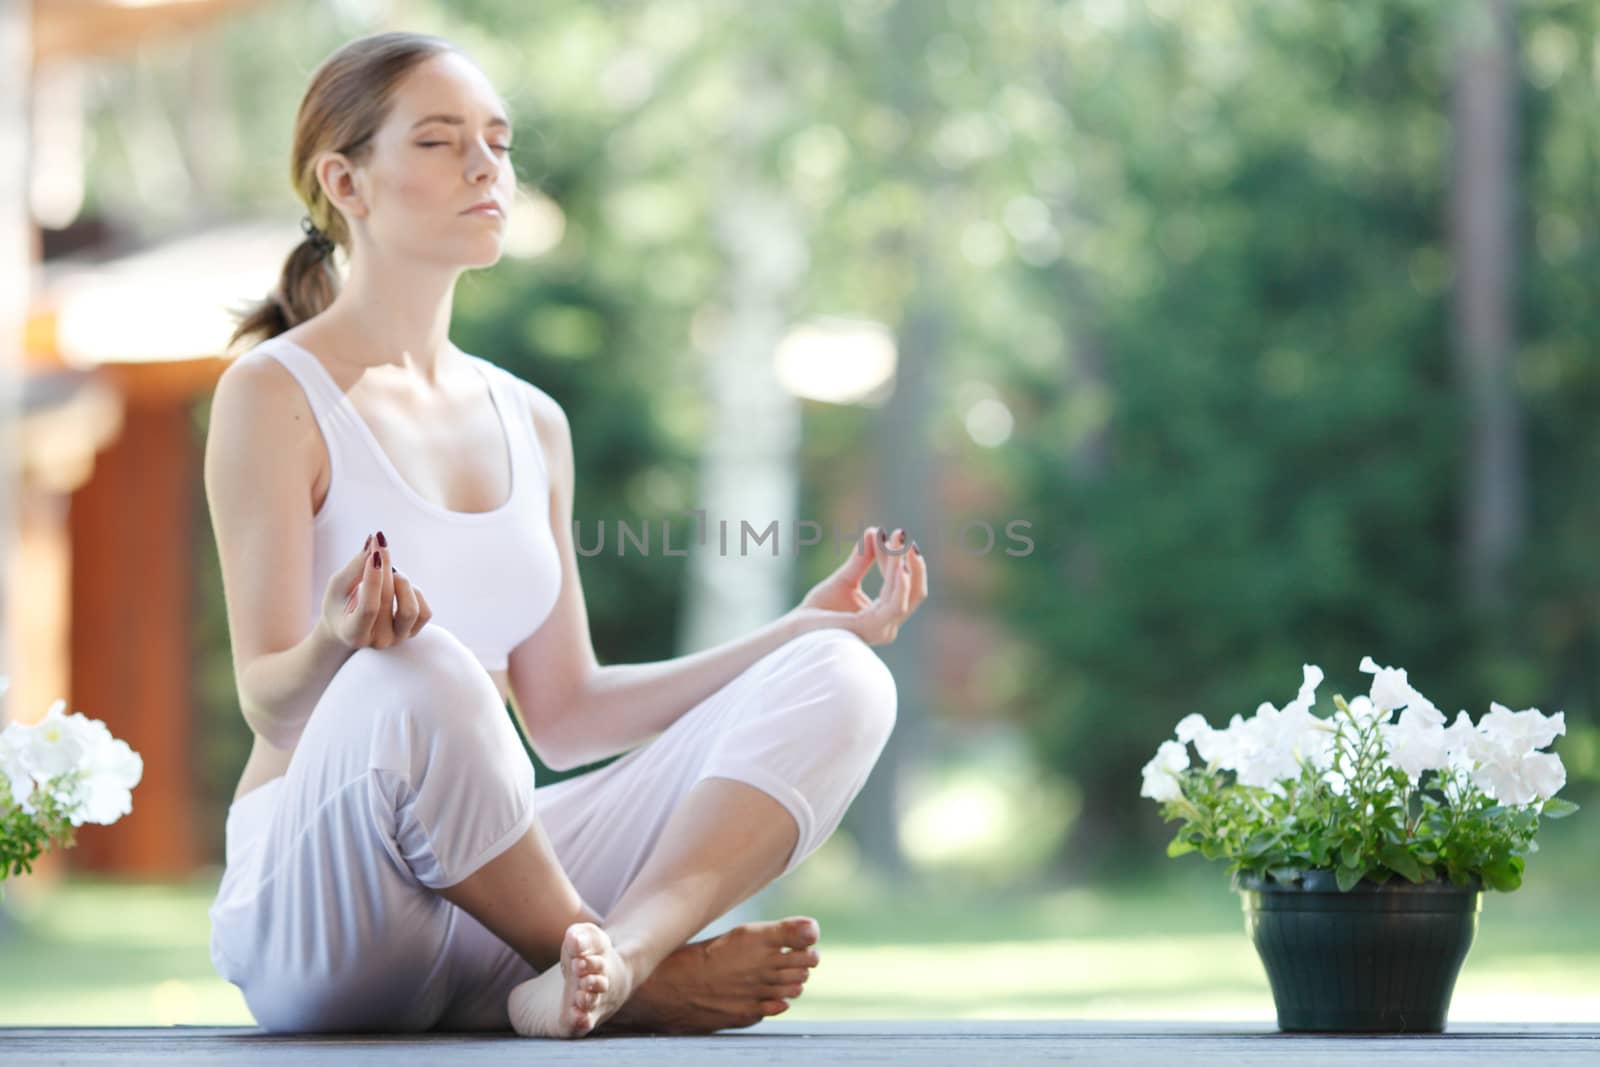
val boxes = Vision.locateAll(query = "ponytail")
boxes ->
[226,224,340,350]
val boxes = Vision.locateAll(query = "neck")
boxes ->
[321,246,463,384]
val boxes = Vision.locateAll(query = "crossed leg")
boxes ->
[446,622,898,1037]
[214,622,894,1036]
[439,778,815,1034]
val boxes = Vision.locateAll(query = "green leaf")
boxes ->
[1167,835,1198,858]
[1379,842,1424,883]
[1541,798,1580,820]
[1482,858,1523,892]
[1336,863,1364,892]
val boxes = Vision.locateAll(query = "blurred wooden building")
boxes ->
[6,0,278,878]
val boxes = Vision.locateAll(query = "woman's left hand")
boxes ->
[795,525,927,646]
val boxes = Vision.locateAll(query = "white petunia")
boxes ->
[1140,740,1190,803]
[1382,704,1450,783]
[1359,656,1441,721]
[1472,746,1567,806]
[1519,751,1568,803]
[11,700,88,782]
[1231,665,1334,787]
[0,727,37,811]
[1194,713,1246,768]
[62,722,143,826]
[1479,703,1565,756]
[1174,713,1211,746]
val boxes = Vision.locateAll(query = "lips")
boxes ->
[462,201,504,216]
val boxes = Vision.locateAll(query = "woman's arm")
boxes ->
[234,622,356,750]
[504,383,824,769]
[205,355,355,750]
[546,528,923,769]
[550,609,833,770]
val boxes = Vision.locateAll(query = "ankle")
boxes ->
[606,927,666,984]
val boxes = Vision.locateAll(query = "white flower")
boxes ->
[1230,665,1334,787]
[62,719,143,826]
[0,728,37,811]
[1382,703,1450,783]
[1344,694,1386,728]
[1472,746,1567,806]
[1140,740,1189,803]
[11,700,88,781]
[1455,704,1567,806]
[1441,710,1484,770]
[1359,655,1441,720]
[1175,713,1211,746]
[1194,713,1246,768]
[0,701,142,825]
[1479,703,1565,756]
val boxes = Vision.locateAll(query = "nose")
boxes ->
[465,138,502,184]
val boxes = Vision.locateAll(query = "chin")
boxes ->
[457,241,505,269]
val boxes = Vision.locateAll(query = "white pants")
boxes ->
[207,623,896,1033]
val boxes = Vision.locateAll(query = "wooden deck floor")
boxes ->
[4,1021,1597,1065]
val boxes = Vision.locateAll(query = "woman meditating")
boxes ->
[203,31,927,1039]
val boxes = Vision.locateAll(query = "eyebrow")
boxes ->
[410,113,511,131]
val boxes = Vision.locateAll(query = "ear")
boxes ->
[317,151,368,221]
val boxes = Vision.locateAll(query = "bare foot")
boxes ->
[507,922,634,1038]
[598,916,822,1035]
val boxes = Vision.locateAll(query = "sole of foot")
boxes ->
[508,922,631,1039]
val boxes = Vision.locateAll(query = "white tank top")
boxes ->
[235,335,562,673]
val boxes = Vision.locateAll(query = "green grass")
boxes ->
[0,856,1596,1026]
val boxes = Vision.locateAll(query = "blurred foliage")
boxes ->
[77,0,1594,875]
[993,0,1600,869]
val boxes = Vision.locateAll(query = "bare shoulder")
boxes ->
[206,346,324,509]
[212,346,314,434]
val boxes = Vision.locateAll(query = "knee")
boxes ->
[790,628,898,753]
[335,623,504,736]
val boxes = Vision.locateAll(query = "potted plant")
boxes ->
[0,676,144,895]
[1141,657,1578,1033]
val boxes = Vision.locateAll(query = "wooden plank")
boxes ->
[0,1022,1595,1066]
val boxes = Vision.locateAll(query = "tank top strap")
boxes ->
[261,337,350,421]
[471,355,551,487]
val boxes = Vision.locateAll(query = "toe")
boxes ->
[780,917,820,948]
[764,967,810,986]
[569,923,603,956]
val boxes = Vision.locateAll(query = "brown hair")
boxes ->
[227,31,461,351]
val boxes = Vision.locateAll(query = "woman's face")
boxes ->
[337,52,516,270]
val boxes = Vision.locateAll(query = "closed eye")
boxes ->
[417,142,513,154]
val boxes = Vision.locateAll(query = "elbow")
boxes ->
[521,668,597,774]
[239,696,303,752]
[526,715,585,773]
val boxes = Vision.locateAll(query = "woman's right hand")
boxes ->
[319,531,432,651]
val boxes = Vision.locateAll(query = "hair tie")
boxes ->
[300,215,334,257]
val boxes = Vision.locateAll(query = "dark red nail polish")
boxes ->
[878,529,887,543]
[376,530,387,547]
[371,551,381,568]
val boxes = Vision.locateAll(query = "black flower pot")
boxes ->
[1236,870,1481,1033]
